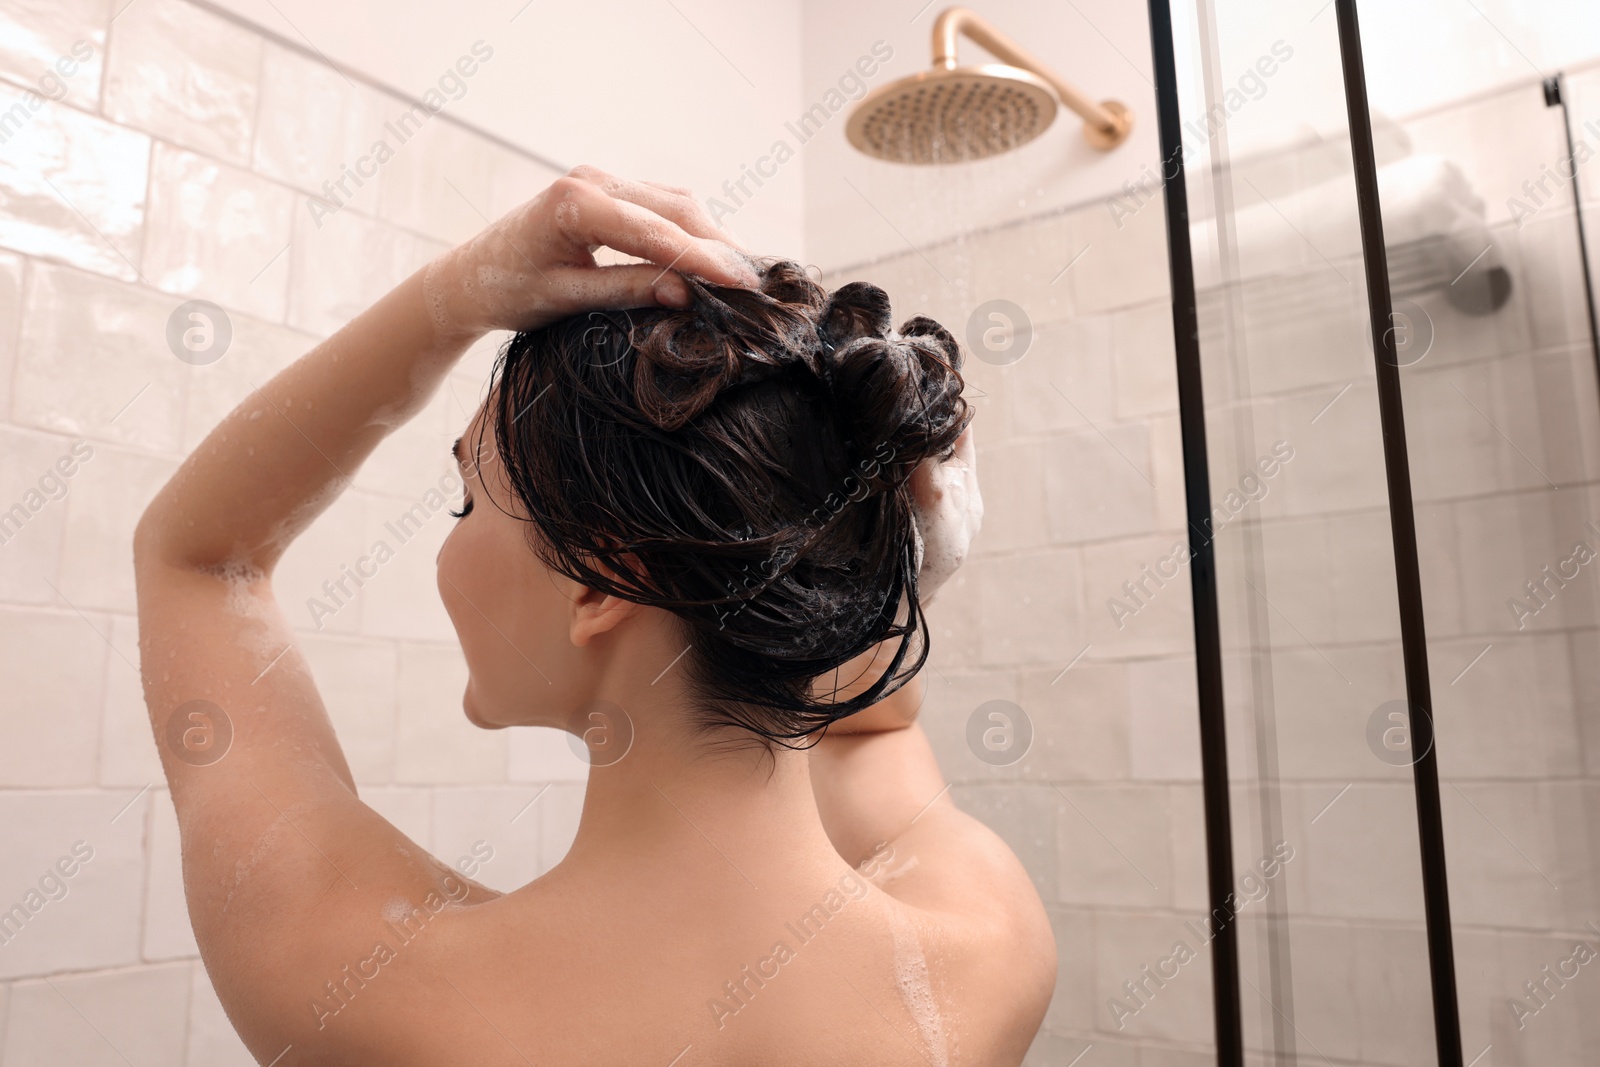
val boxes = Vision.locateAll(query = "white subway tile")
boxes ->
[1405,361,1551,502]
[354,377,458,497]
[1147,413,1187,532]
[58,443,176,612]
[143,788,196,960]
[1300,782,1425,922]
[184,960,256,1066]
[972,438,1047,555]
[1270,645,1405,782]
[394,641,507,783]
[103,0,261,165]
[1054,784,1172,909]
[430,786,545,893]
[966,209,1078,328]
[1430,634,1581,781]
[1082,535,1192,659]
[924,561,983,670]
[1517,207,1593,352]
[1493,929,1600,1064]
[1454,488,1600,636]
[142,142,294,322]
[298,634,397,784]
[1040,907,1093,1034]
[252,42,392,201]
[1448,927,1500,1062]
[1414,499,1465,639]
[3,961,189,1065]
[1001,315,1116,438]
[1326,509,1405,645]
[1069,196,1170,316]
[376,116,497,246]
[357,488,457,642]
[97,611,161,787]
[1527,347,1600,489]
[1352,923,1443,1066]
[978,550,1085,666]
[488,151,561,221]
[0,250,22,419]
[0,607,107,786]
[0,427,83,603]
[287,202,431,337]
[1128,657,1200,782]
[537,783,585,874]
[357,785,432,847]
[1091,910,1212,1044]
[14,263,185,452]
[273,486,370,637]
[1016,661,1130,784]
[0,0,109,112]
[1442,781,1569,930]
[1111,299,1177,420]
[0,86,148,281]
[1266,919,1360,1063]
[1043,423,1157,543]
[451,335,509,397]
[506,726,590,785]
[1254,515,1336,648]
[1273,382,1391,518]
[1166,784,1208,914]
[0,789,147,979]
[916,669,1019,784]
[180,314,316,454]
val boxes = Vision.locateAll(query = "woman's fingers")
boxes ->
[567,166,748,251]
[547,174,758,289]
[535,263,691,325]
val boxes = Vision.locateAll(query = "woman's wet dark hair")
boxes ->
[476,257,971,745]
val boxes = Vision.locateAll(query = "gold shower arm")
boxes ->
[931,6,1132,148]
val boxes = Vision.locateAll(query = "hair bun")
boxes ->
[490,255,972,742]
[817,281,893,352]
[824,316,968,492]
[627,264,820,430]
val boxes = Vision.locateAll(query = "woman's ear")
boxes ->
[566,556,646,646]
[569,584,643,646]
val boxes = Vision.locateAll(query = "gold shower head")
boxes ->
[846,6,1132,164]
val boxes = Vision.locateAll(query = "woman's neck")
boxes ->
[557,701,845,888]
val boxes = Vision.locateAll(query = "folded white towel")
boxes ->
[1189,153,1499,302]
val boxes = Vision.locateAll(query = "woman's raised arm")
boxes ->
[128,167,759,1062]
[135,168,759,578]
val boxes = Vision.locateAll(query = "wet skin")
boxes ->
[132,166,1054,1066]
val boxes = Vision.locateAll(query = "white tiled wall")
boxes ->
[824,61,1600,1067]
[0,2,591,1060]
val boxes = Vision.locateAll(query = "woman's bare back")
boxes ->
[175,740,1050,1066]
[131,165,1055,1066]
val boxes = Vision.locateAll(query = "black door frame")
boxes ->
[1144,1,1465,1062]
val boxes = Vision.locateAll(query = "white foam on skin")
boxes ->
[888,905,949,1067]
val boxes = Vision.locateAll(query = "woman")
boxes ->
[134,166,1054,1066]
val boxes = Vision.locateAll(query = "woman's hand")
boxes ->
[422,164,762,337]
[910,422,981,607]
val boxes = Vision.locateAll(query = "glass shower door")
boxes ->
[1156,0,1600,1063]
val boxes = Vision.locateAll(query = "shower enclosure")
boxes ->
[1163,0,1600,1063]
[831,1,1600,1064]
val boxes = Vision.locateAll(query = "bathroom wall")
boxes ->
[0,1,602,1061]
[811,45,1600,1067]
[820,154,1216,1064]
[201,0,810,254]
